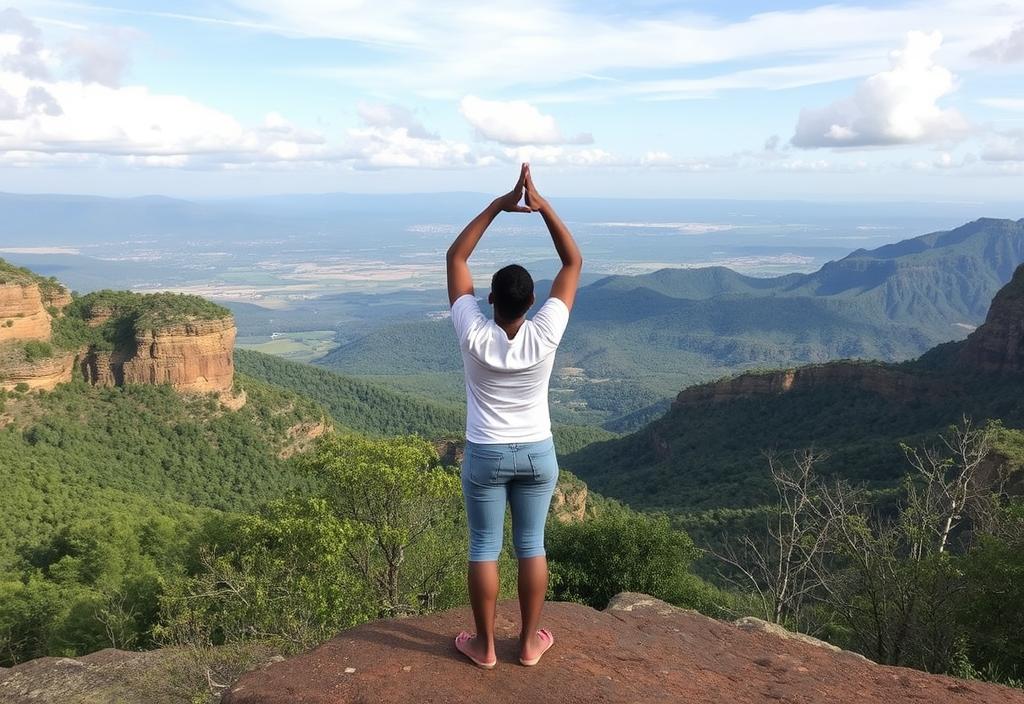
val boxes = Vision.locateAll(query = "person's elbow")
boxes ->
[565,253,583,270]
[445,246,462,264]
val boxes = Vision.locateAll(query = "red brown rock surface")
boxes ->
[0,351,77,391]
[80,317,237,395]
[674,361,948,407]
[0,283,52,343]
[221,593,1024,704]
[960,263,1024,374]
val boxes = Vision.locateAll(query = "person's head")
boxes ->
[488,264,535,321]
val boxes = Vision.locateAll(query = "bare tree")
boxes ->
[901,416,997,555]
[713,449,833,626]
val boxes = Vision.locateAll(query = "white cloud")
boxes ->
[0,7,51,79]
[792,31,969,148]
[500,145,615,166]
[61,28,140,87]
[211,0,1020,101]
[979,97,1024,111]
[340,126,489,170]
[356,101,437,139]
[459,95,591,145]
[981,130,1024,161]
[972,22,1024,63]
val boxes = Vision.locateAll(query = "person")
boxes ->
[446,163,582,669]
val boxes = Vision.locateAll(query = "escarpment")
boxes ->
[960,263,1024,374]
[80,317,236,394]
[673,361,947,407]
[674,264,1024,408]
[0,259,240,402]
[0,282,54,343]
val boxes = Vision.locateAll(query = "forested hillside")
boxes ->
[561,263,1024,514]
[235,349,617,454]
[0,375,328,572]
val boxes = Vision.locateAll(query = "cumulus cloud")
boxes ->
[61,29,139,87]
[460,95,592,146]
[0,10,335,168]
[792,31,968,149]
[972,23,1024,63]
[356,101,437,140]
[0,7,51,79]
[0,85,17,118]
[981,130,1024,161]
[341,126,491,169]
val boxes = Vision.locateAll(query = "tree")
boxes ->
[712,449,832,626]
[547,509,702,609]
[900,416,997,555]
[299,433,463,615]
[158,498,370,650]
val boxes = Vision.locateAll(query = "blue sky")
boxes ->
[0,1,1023,200]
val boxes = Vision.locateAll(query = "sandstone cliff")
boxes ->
[0,282,55,343]
[673,360,948,407]
[0,261,240,400]
[79,317,237,395]
[219,593,1024,704]
[960,263,1024,374]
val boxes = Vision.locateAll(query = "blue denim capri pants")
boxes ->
[460,435,559,562]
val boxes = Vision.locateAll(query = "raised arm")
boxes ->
[524,165,583,311]
[446,163,531,306]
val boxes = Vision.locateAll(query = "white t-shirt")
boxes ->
[451,293,571,444]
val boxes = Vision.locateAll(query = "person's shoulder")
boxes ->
[451,292,478,309]
[535,295,570,319]
[542,296,570,313]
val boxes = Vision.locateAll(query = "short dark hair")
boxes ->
[491,264,534,319]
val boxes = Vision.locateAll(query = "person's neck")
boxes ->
[493,312,525,340]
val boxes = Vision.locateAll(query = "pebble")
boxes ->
[344,667,356,674]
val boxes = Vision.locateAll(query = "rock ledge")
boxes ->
[222,593,1024,704]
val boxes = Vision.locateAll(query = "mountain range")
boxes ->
[319,217,1024,429]
[560,262,1024,516]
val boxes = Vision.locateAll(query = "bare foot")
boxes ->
[455,631,496,668]
[519,628,554,665]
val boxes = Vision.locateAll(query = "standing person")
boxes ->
[446,163,582,668]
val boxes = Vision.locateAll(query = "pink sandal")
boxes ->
[519,628,554,666]
[454,631,497,669]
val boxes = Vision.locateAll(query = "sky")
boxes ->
[0,1,1023,200]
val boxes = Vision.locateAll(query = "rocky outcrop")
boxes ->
[0,644,281,704]
[278,419,331,459]
[960,263,1024,374]
[0,352,77,391]
[79,318,236,395]
[0,283,54,343]
[550,474,589,523]
[674,361,947,407]
[221,593,1024,704]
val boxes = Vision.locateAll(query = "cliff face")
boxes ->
[674,361,946,407]
[0,352,77,392]
[960,263,1024,374]
[0,265,239,398]
[79,318,236,394]
[0,283,53,343]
